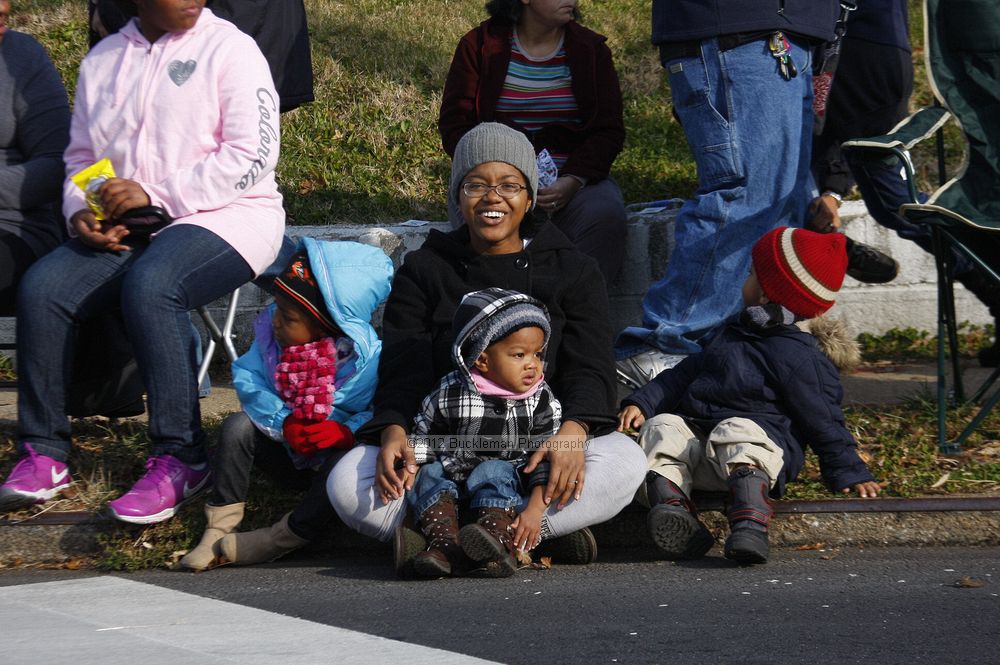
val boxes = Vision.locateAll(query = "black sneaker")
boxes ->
[845,236,899,284]
[534,527,598,564]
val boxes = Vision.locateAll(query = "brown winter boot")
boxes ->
[412,494,465,578]
[459,507,518,577]
[180,503,245,572]
[218,512,309,565]
[724,466,774,565]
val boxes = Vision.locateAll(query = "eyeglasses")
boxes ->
[462,182,528,199]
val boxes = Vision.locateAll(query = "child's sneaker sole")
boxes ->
[648,504,715,560]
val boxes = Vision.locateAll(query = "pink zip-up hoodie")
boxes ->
[62,8,284,275]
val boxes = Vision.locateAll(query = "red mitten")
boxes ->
[283,415,319,457]
[301,419,355,451]
[283,416,355,457]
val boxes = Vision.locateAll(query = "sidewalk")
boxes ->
[1,361,999,565]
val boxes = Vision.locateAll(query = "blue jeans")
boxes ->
[617,36,815,356]
[407,459,524,518]
[16,225,252,463]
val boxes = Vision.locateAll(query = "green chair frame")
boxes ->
[841,0,1000,454]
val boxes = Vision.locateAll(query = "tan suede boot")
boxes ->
[180,503,245,572]
[218,511,309,565]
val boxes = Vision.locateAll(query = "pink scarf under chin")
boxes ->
[274,337,336,420]
[471,367,544,399]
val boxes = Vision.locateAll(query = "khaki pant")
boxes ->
[635,414,784,506]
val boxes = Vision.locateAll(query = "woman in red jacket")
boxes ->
[439,0,626,284]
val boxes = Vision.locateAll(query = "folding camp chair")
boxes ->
[842,0,1000,453]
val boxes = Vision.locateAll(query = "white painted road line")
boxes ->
[0,576,501,665]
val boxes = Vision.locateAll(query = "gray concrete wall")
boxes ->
[0,201,991,365]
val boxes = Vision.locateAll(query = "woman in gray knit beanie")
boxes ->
[450,122,541,256]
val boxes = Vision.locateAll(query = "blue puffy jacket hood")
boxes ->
[232,239,393,448]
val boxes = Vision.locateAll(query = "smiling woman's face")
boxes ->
[460,161,533,256]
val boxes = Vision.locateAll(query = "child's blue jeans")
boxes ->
[408,459,524,518]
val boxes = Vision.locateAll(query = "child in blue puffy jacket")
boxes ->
[181,238,392,571]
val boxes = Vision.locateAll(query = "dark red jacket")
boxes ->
[439,18,625,183]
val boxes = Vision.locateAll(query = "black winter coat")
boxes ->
[623,316,874,496]
[359,221,616,442]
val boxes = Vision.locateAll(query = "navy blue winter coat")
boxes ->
[622,315,874,496]
[651,0,840,45]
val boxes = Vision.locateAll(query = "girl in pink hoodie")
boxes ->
[0,0,286,525]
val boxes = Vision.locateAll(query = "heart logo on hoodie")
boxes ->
[168,60,197,86]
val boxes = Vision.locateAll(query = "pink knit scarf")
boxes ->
[274,337,336,421]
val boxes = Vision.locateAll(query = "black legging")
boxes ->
[209,411,343,541]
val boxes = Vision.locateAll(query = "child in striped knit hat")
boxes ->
[618,227,880,565]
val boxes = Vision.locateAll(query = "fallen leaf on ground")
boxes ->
[530,556,552,570]
[795,543,825,551]
[954,577,986,588]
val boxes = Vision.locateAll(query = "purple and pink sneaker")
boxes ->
[0,444,72,511]
[108,454,210,525]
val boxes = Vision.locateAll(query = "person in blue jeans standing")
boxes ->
[615,0,841,388]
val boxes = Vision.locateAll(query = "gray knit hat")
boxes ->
[455,288,551,368]
[450,122,538,211]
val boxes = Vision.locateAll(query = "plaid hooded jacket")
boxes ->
[411,289,562,487]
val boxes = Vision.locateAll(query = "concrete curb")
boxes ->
[3,499,999,566]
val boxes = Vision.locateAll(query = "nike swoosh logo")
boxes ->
[51,466,68,485]
[182,481,198,497]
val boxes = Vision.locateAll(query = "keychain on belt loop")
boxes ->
[768,31,797,80]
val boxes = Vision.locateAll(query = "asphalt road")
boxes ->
[2,546,998,665]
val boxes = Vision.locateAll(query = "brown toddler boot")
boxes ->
[459,506,518,577]
[646,472,714,560]
[412,495,464,578]
[180,502,245,572]
[724,466,773,565]
[218,511,309,565]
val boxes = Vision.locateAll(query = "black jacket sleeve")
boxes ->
[356,261,438,443]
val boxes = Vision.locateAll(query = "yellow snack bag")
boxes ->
[70,158,116,220]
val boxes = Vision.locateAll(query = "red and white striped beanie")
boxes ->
[751,227,848,318]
